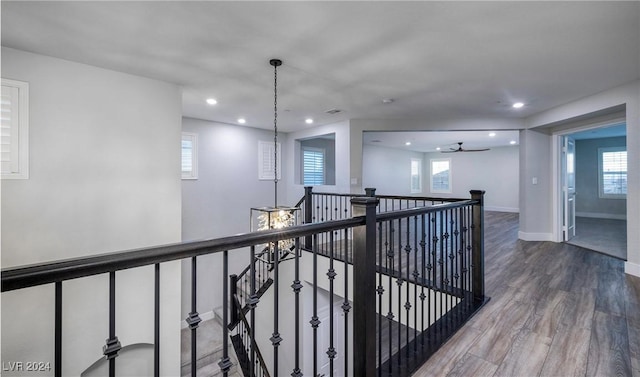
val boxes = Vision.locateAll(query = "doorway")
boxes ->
[556,123,627,259]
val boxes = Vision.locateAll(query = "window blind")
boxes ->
[601,150,627,195]
[1,85,20,174]
[303,148,324,185]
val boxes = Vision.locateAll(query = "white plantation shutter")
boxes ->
[1,78,28,179]
[410,158,421,193]
[181,133,198,179]
[258,141,281,180]
[303,148,324,185]
[599,147,627,198]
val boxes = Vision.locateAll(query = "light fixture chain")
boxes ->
[273,61,278,207]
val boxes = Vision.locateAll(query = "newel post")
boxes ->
[351,196,379,376]
[304,186,313,249]
[470,190,485,303]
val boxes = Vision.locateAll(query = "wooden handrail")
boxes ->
[1,218,364,292]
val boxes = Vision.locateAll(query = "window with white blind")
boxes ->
[1,78,29,179]
[430,158,451,193]
[303,147,325,185]
[181,132,198,179]
[410,158,422,193]
[258,141,281,180]
[598,146,627,199]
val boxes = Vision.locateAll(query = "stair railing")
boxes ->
[2,188,487,377]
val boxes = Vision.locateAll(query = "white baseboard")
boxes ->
[485,206,519,213]
[625,262,640,278]
[576,212,627,220]
[518,231,553,242]
[181,310,214,329]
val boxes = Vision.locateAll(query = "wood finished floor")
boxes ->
[413,211,640,377]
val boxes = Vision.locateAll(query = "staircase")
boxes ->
[180,317,242,377]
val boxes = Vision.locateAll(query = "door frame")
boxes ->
[551,117,626,242]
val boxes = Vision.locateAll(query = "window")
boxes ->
[258,140,281,180]
[599,147,626,198]
[430,158,451,193]
[1,78,29,179]
[303,147,325,185]
[297,134,336,185]
[181,132,198,179]
[410,158,422,193]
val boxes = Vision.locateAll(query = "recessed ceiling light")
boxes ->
[382,98,394,104]
[405,142,411,146]
[436,147,441,151]
[237,118,246,124]
[512,102,524,109]
[206,98,217,105]
[510,140,517,145]
[305,118,314,124]
[489,132,496,137]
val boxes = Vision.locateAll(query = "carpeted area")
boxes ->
[567,216,627,260]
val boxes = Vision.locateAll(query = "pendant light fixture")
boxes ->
[250,58,299,264]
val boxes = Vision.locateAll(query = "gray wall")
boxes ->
[575,136,627,219]
[298,137,336,185]
[1,48,182,375]
[181,117,289,318]
[518,129,552,239]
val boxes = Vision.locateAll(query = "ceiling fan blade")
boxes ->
[440,150,458,153]
[462,148,491,152]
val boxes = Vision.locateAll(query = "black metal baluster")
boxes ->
[327,232,336,376]
[387,220,394,375]
[377,222,384,375]
[420,214,427,344]
[154,264,160,377]
[311,234,320,376]
[439,210,445,331]
[103,271,121,377]
[55,281,62,377]
[291,239,302,377]
[343,228,351,377]
[405,217,411,359]
[186,257,201,377]
[249,246,259,377]
[397,219,402,367]
[413,215,419,353]
[271,242,281,377]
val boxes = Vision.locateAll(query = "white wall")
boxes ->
[525,80,640,276]
[181,117,289,318]
[350,118,525,193]
[362,144,519,211]
[362,144,424,196]
[1,48,182,376]
[424,146,519,211]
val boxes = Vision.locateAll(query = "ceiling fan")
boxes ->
[441,142,490,153]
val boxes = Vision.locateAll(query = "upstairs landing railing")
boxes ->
[1,190,487,377]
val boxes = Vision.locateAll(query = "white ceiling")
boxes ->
[2,1,639,133]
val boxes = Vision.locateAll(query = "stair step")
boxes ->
[181,318,240,377]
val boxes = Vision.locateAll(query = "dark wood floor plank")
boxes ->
[447,353,498,377]
[493,328,551,377]
[586,311,632,377]
[412,211,640,377]
[539,323,591,377]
